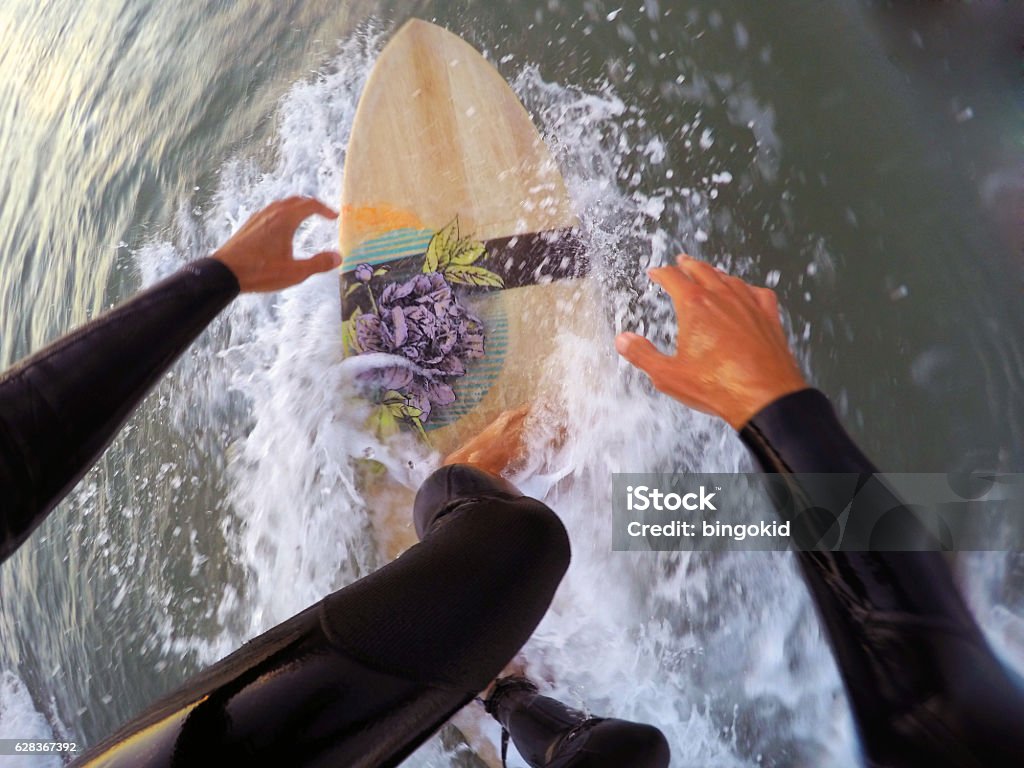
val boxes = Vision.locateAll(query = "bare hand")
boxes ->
[212,196,341,293]
[442,406,530,476]
[615,255,808,429]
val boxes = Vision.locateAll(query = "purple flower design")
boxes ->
[355,271,485,421]
[354,263,375,283]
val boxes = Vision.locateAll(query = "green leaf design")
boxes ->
[344,282,361,298]
[342,306,363,355]
[374,404,400,437]
[395,404,428,441]
[341,320,353,355]
[407,413,428,441]
[444,265,505,288]
[378,390,429,441]
[448,240,486,267]
[362,458,388,478]
[423,217,460,273]
[381,390,407,407]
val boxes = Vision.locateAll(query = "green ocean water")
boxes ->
[0,2,1022,765]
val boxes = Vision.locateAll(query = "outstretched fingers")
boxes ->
[648,264,701,307]
[675,254,726,291]
[296,250,343,279]
[615,252,806,426]
[615,332,670,377]
[501,405,530,424]
[279,196,340,230]
[750,285,780,321]
[278,199,342,278]
[676,255,780,321]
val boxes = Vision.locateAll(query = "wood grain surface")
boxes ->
[340,18,577,253]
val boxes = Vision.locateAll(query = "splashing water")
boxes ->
[125,26,867,767]
[0,672,61,768]
[1,8,1022,766]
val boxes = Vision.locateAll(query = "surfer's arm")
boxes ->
[0,259,239,563]
[618,256,1024,765]
[738,385,1024,766]
[0,197,340,564]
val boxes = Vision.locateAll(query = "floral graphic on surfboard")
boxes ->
[342,217,505,438]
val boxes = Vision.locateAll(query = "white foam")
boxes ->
[0,671,62,768]
[133,26,857,766]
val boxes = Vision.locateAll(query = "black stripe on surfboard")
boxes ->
[484,227,588,286]
[341,227,587,314]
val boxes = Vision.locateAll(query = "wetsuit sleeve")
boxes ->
[739,388,1024,767]
[0,258,239,563]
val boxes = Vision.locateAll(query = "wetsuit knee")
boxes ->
[78,492,571,768]
[314,482,570,697]
[438,490,571,596]
[413,463,526,538]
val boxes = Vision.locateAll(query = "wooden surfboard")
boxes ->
[340,19,593,468]
[338,23,593,764]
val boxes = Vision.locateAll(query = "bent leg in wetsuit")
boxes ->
[416,467,671,768]
[74,464,570,767]
[74,466,669,767]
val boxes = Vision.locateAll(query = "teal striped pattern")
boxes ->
[342,228,434,270]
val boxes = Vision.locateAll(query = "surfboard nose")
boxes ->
[394,18,434,38]
[340,18,577,254]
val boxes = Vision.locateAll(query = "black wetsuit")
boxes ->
[741,391,1024,767]
[0,260,572,766]
[74,464,570,767]
[1,260,1022,767]
[0,259,240,563]
[484,676,671,768]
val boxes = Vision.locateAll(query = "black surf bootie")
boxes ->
[483,675,670,768]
